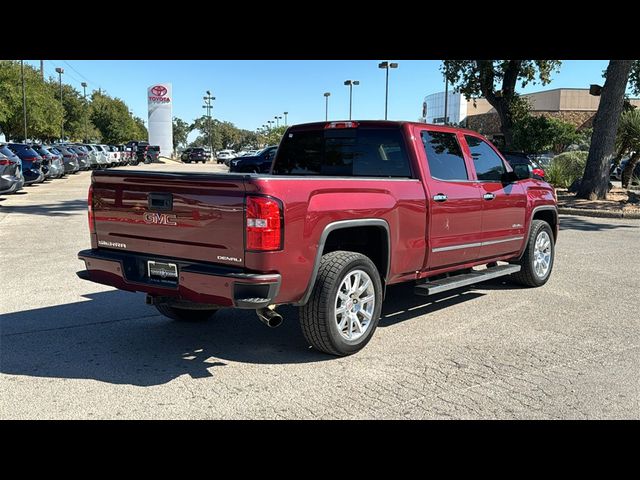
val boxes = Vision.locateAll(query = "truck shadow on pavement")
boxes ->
[0,285,485,386]
[0,199,88,217]
[559,215,638,232]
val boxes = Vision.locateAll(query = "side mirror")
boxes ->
[504,164,532,182]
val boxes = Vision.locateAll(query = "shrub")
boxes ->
[546,151,588,188]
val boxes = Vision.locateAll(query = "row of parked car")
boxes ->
[0,141,160,195]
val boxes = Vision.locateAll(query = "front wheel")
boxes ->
[299,251,383,356]
[511,219,555,287]
[155,304,218,322]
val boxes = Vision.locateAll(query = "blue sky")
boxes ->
[27,60,613,141]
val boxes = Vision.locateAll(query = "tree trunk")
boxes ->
[621,150,640,188]
[494,100,515,149]
[577,60,633,200]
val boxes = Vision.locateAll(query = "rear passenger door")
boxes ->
[463,135,527,259]
[420,130,483,270]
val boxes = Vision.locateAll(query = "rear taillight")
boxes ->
[0,160,11,165]
[246,196,282,251]
[325,121,359,129]
[88,184,95,234]
[533,168,545,178]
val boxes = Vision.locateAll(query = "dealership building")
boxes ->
[422,87,640,141]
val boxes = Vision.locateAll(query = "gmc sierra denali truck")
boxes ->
[77,121,558,356]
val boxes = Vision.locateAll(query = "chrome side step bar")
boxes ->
[414,264,521,297]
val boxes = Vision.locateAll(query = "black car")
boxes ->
[7,143,44,184]
[0,147,24,194]
[501,152,546,180]
[228,146,278,173]
[146,145,160,163]
[181,147,209,163]
[53,145,80,174]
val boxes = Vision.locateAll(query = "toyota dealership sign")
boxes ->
[147,83,173,158]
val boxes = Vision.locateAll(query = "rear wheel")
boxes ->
[300,251,382,356]
[511,219,555,287]
[155,304,218,322]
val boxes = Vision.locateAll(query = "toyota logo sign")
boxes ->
[151,85,167,96]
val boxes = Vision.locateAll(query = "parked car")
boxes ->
[34,145,64,179]
[611,158,640,184]
[0,147,24,194]
[145,145,160,163]
[91,144,110,169]
[229,146,278,173]
[501,152,545,180]
[80,144,101,169]
[132,141,150,164]
[67,145,91,170]
[181,147,209,163]
[78,120,558,356]
[47,146,68,176]
[217,149,237,165]
[54,145,80,174]
[100,144,118,167]
[7,143,44,184]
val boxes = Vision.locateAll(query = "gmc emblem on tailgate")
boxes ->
[143,212,178,226]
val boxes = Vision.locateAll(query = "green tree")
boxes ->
[0,60,63,141]
[442,60,561,149]
[90,91,140,144]
[172,117,191,150]
[513,115,579,155]
[577,60,634,200]
[616,110,640,188]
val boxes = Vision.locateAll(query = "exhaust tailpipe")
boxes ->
[256,306,283,328]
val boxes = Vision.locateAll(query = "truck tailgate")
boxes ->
[91,170,247,267]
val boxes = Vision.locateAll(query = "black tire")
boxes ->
[155,304,218,322]
[511,219,555,287]
[299,251,383,356]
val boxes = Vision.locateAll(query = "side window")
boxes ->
[465,135,506,181]
[421,131,468,181]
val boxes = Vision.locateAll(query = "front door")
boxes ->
[463,134,527,259]
[420,130,483,270]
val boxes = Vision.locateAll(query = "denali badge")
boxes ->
[98,240,127,249]
[217,256,242,263]
[143,212,178,226]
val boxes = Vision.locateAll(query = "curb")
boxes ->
[558,207,640,219]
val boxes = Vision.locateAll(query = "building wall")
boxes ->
[424,92,466,124]
[466,110,597,137]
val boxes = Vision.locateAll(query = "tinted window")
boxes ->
[421,131,468,181]
[466,136,506,181]
[273,127,411,178]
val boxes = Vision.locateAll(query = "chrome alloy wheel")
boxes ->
[533,230,552,278]
[335,269,375,341]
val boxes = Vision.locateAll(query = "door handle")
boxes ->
[433,194,448,202]
[483,193,495,201]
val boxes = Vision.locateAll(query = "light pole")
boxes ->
[55,67,64,141]
[267,120,274,131]
[203,90,215,158]
[323,92,330,121]
[378,61,398,120]
[81,82,88,142]
[443,75,449,125]
[21,60,27,142]
[343,80,359,120]
[284,112,288,126]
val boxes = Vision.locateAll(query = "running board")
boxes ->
[414,264,521,296]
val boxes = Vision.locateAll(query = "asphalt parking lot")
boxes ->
[1,161,639,419]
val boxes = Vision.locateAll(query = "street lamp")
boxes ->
[55,67,64,141]
[81,82,88,142]
[284,112,288,126]
[20,60,27,142]
[203,90,215,159]
[343,80,360,121]
[378,61,398,120]
[323,92,331,121]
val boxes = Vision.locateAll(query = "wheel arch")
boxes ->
[295,219,390,306]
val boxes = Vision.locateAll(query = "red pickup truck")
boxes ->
[78,121,558,356]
